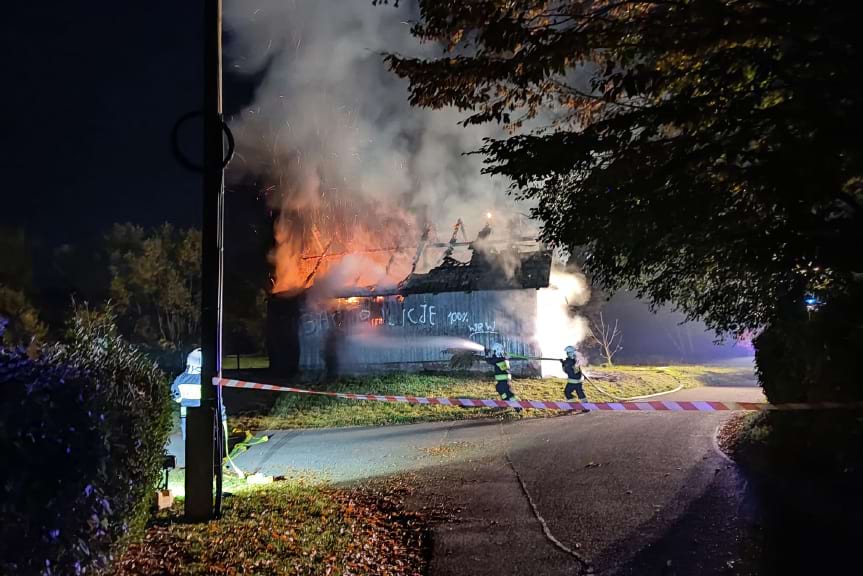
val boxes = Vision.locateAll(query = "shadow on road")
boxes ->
[608,466,759,576]
[611,463,861,576]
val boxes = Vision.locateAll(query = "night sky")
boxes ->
[1,2,205,244]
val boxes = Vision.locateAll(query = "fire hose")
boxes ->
[445,350,568,362]
[444,350,684,401]
[583,369,684,402]
[517,358,685,402]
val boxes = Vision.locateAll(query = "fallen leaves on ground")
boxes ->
[419,441,476,458]
[716,412,754,457]
[111,479,430,576]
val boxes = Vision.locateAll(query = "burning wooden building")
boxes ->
[266,219,563,376]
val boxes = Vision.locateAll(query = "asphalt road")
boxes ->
[226,373,766,575]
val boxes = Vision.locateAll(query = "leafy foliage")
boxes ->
[0,227,46,350]
[0,285,47,349]
[754,293,863,403]
[106,223,202,369]
[0,307,172,575]
[386,0,863,338]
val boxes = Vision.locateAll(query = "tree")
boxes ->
[106,223,201,369]
[587,312,623,366]
[0,286,47,351]
[0,228,46,350]
[387,1,863,400]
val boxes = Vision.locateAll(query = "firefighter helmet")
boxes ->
[186,348,202,374]
[564,346,577,359]
[491,343,505,357]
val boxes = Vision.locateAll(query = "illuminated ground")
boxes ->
[167,368,765,574]
[223,362,765,485]
[221,373,762,575]
[225,408,755,575]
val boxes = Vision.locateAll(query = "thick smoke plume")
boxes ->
[223,0,531,292]
[536,268,592,377]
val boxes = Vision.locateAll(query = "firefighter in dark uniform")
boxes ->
[561,345,590,413]
[486,343,525,412]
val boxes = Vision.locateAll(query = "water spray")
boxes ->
[348,334,484,352]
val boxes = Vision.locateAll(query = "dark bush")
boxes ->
[755,288,863,403]
[0,308,172,575]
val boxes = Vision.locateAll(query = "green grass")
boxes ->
[656,364,756,387]
[232,365,717,431]
[111,479,426,576]
[221,354,270,370]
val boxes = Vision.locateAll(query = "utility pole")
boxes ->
[186,0,225,521]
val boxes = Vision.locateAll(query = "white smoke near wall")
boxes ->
[536,267,592,377]
[223,0,530,267]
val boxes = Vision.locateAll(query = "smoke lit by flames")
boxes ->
[265,170,589,372]
[269,196,419,295]
[267,183,534,297]
[217,0,609,376]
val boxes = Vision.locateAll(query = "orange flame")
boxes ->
[270,207,418,294]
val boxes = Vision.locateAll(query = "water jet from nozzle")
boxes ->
[346,333,484,352]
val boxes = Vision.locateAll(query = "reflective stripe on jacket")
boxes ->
[486,356,512,380]
[172,372,202,406]
[177,383,201,400]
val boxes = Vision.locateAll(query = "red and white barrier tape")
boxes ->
[213,378,863,412]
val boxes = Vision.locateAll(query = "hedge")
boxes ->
[0,308,172,575]
[755,288,863,403]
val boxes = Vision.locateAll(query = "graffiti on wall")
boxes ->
[302,305,441,335]
[447,311,469,325]
[392,304,437,327]
[299,299,507,342]
[300,311,338,336]
[468,321,497,338]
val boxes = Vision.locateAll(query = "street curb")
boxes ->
[712,418,736,465]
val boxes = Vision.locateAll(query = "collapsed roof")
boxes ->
[320,218,553,298]
[396,247,552,295]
